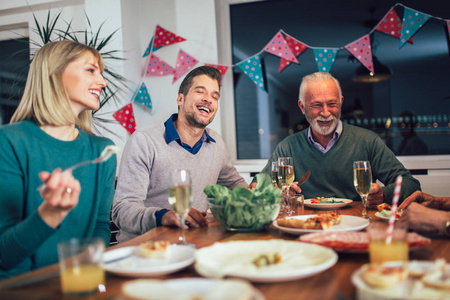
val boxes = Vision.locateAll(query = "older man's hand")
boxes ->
[367,183,384,208]
[401,202,449,235]
[161,208,208,229]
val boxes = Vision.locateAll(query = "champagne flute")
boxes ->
[278,157,294,214]
[353,161,373,220]
[168,169,193,245]
[271,161,279,188]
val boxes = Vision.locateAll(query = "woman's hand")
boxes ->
[38,168,81,228]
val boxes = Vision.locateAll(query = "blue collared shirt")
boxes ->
[164,114,216,154]
[308,120,342,153]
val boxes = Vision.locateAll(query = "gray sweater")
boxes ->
[112,123,247,242]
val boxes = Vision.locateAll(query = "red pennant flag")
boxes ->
[447,20,450,40]
[205,63,229,83]
[345,34,374,73]
[375,8,413,43]
[279,33,308,72]
[153,25,186,49]
[113,103,136,135]
[145,53,174,76]
[264,31,298,65]
[172,49,199,84]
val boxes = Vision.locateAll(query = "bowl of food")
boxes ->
[204,173,281,232]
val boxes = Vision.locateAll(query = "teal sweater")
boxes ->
[258,123,421,203]
[0,121,116,279]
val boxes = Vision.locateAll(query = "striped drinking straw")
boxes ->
[385,175,403,244]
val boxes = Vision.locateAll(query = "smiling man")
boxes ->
[112,66,247,242]
[253,72,420,207]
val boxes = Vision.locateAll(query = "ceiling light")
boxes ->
[352,56,393,83]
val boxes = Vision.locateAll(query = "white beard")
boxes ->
[305,110,340,136]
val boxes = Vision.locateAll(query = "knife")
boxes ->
[297,170,311,186]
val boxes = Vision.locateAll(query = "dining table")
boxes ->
[0,201,448,300]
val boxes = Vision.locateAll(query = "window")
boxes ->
[216,0,450,164]
[0,37,29,125]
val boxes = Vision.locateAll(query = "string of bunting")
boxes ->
[113,3,450,135]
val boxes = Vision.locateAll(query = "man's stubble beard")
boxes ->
[304,108,341,136]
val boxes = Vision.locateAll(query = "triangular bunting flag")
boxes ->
[375,8,413,43]
[345,34,374,73]
[145,53,175,76]
[113,103,136,135]
[237,54,266,92]
[313,48,338,72]
[134,83,152,111]
[447,20,450,40]
[205,63,229,83]
[399,8,430,48]
[263,31,298,64]
[279,33,308,72]
[142,37,162,57]
[172,49,199,84]
[153,25,186,49]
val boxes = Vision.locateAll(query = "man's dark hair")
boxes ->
[178,66,222,95]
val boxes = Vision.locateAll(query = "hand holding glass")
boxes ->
[353,161,372,219]
[168,169,193,245]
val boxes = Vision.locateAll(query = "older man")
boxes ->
[253,72,420,207]
[113,66,247,242]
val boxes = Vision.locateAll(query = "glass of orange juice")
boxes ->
[367,221,408,264]
[57,238,105,296]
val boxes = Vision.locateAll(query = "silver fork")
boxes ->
[37,145,120,192]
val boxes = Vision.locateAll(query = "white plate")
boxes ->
[273,215,370,235]
[299,231,431,253]
[195,240,338,283]
[375,211,400,221]
[304,198,353,209]
[122,278,264,300]
[351,261,450,300]
[103,244,195,277]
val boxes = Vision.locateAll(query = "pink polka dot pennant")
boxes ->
[113,103,136,135]
[145,53,174,76]
[375,8,414,44]
[204,63,229,83]
[345,34,374,73]
[279,33,308,72]
[172,49,199,84]
[447,20,450,40]
[313,48,338,73]
[153,25,186,49]
[399,7,430,49]
[236,54,266,92]
[263,31,298,65]
[134,82,152,111]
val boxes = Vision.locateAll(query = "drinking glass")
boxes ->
[168,169,193,245]
[271,161,279,188]
[367,221,408,264]
[287,194,304,216]
[57,238,105,296]
[353,161,372,220]
[278,157,294,214]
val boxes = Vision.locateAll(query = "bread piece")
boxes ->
[137,240,170,259]
[422,269,450,290]
[361,263,408,288]
[122,279,254,300]
[408,259,446,279]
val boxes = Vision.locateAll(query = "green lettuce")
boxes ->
[204,173,281,231]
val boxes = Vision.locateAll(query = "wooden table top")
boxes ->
[0,201,448,300]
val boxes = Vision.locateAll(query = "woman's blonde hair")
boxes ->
[10,40,104,133]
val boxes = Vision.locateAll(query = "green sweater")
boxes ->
[0,121,116,279]
[258,123,421,203]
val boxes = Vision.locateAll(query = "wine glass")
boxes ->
[353,161,373,220]
[168,169,193,245]
[271,161,279,188]
[278,157,294,214]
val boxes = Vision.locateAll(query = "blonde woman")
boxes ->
[0,41,117,279]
